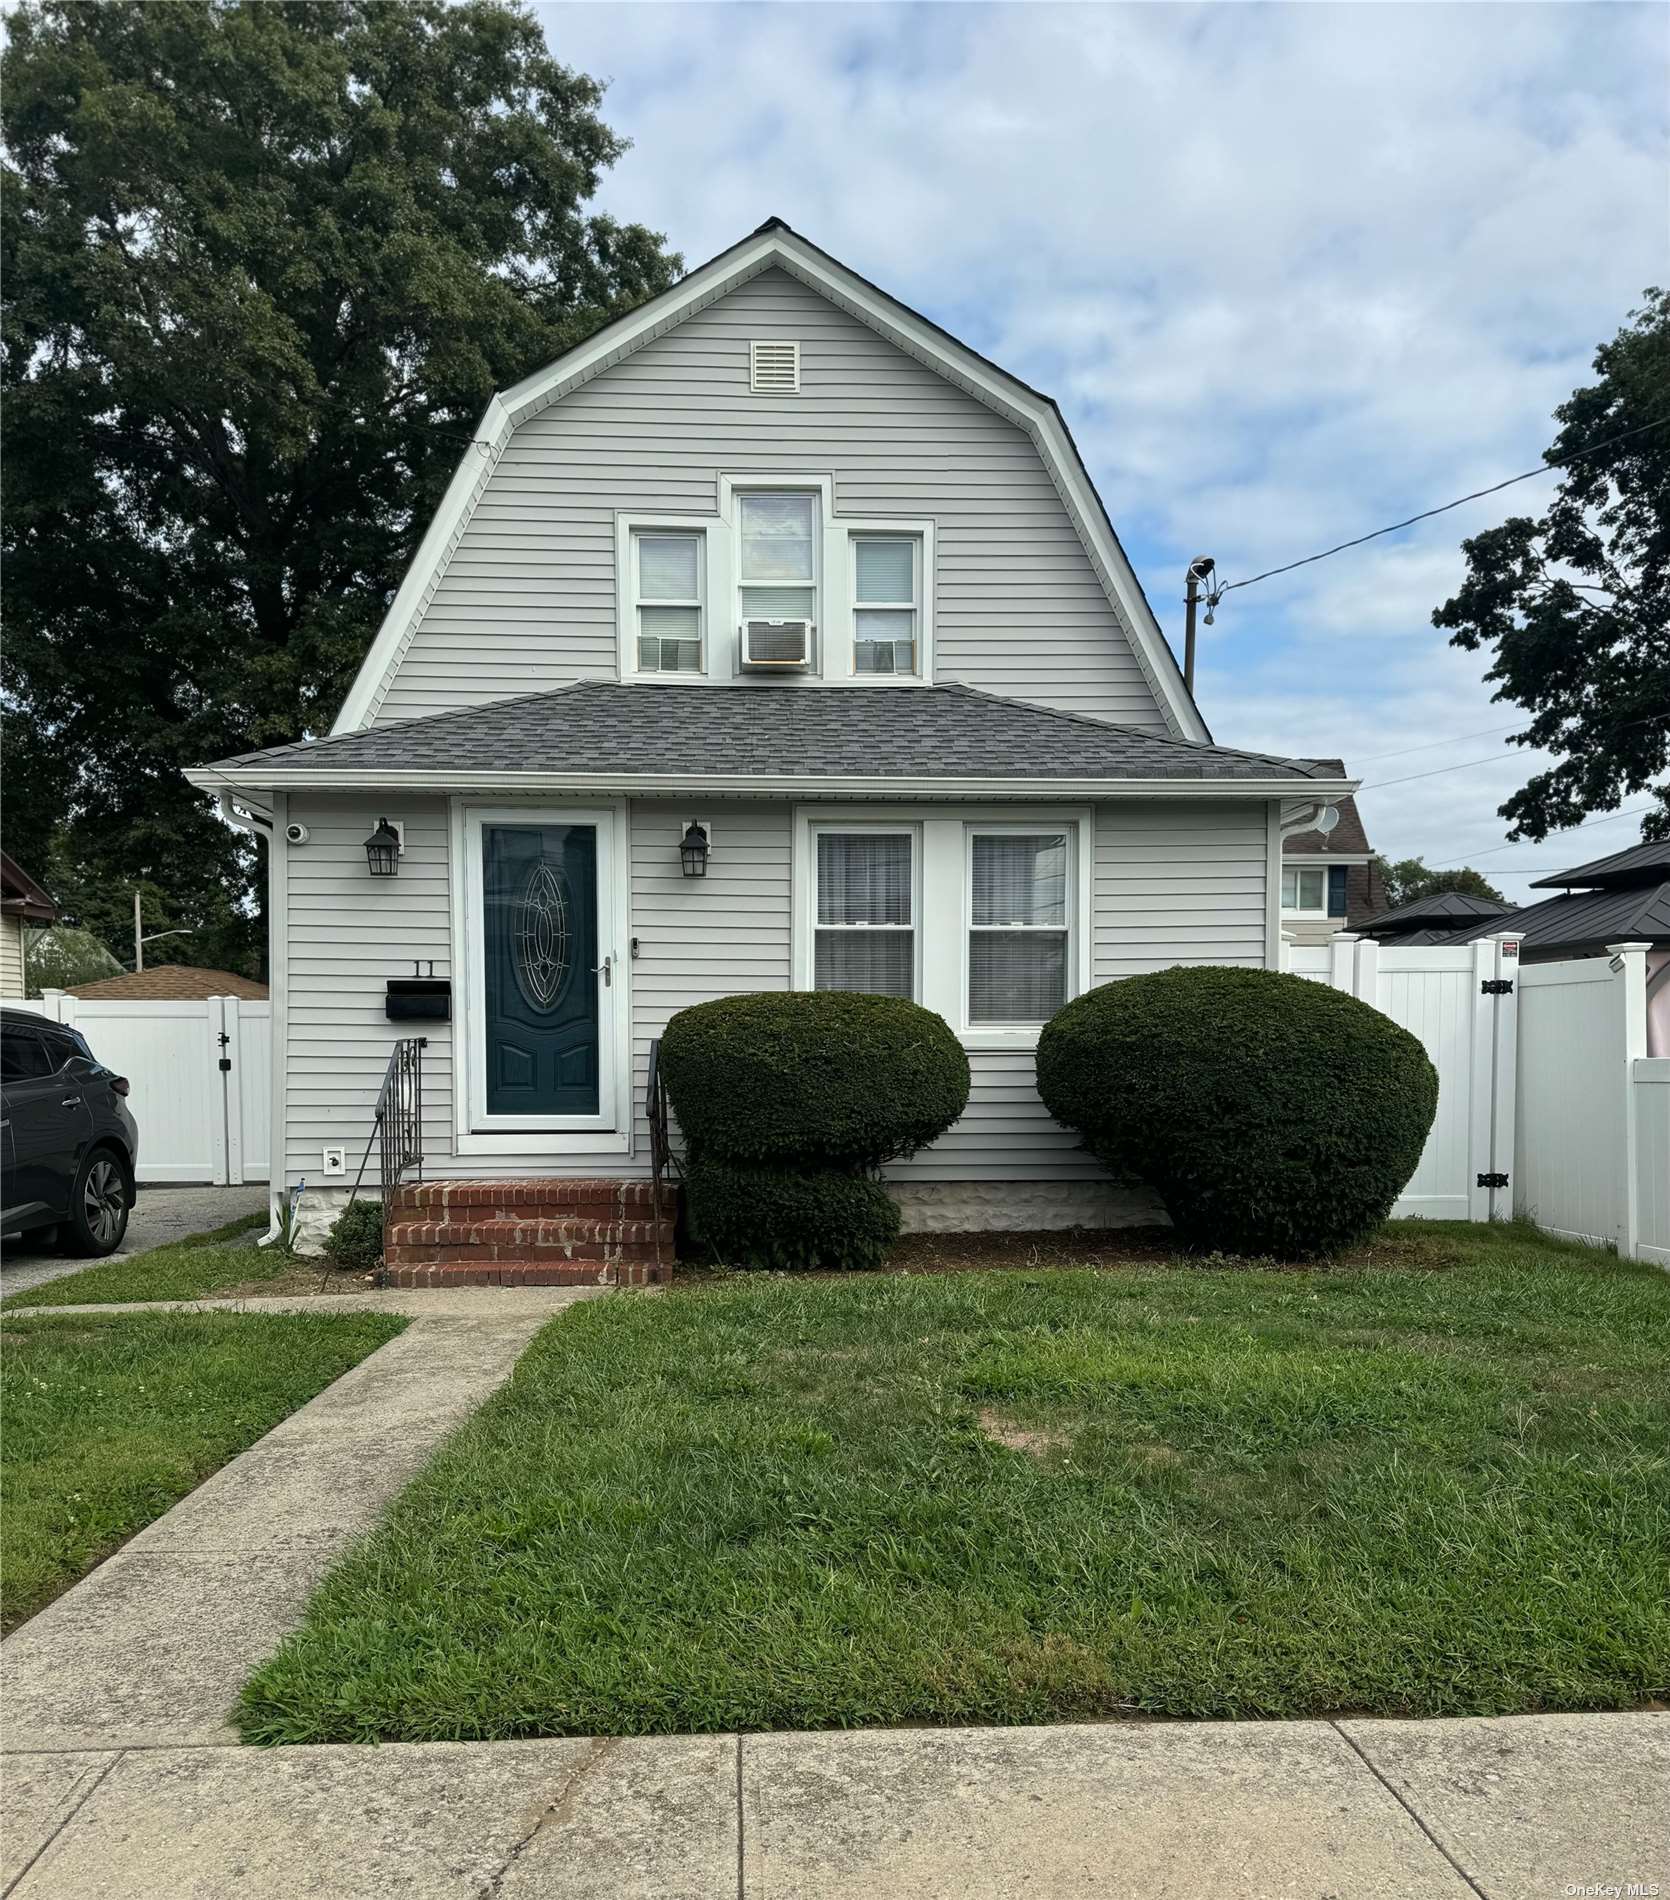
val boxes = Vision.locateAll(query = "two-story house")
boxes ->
[188,221,1355,1266]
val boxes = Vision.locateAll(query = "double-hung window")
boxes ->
[968,830,1070,1024]
[852,536,920,675]
[813,829,916,998]
[738,491,817,647]
[634,531,704,674]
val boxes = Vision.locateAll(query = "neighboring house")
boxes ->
[1358,889,1515,946]
[66,964,269,1002]
[0,854,57,995]
[1463,840,1670,1056]
[186,219,1355,1260]
[1280,771,1384,946]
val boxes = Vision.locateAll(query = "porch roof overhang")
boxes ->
[186,682,1356,805]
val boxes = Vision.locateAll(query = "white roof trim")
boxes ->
[330,226,1210,743]
[188,764,1352,802]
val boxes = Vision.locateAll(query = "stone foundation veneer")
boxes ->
[886,1180,1169,1233]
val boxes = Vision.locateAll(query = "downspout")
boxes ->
[218,794,287,1244]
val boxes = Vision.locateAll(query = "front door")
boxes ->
[481,822,603,1118]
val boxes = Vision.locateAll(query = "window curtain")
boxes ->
[969,834,1068,1022]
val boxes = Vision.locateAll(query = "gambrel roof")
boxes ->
[330,219,1211,744]
[193,681,1344,799]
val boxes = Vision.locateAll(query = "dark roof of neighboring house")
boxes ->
[1463,879,1670,956]
[0,852,57,923]
[196,682,1340,785]
[1527,839,1670,890]
[1280,761,1374,856]
[68,964,268,1001]
[1365,890,1517,929]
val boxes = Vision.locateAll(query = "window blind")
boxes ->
[971,835,1067,926]
[739,493,815,581]
[968,833,1069,1023]
[638,534,699,599]
[855,538,914,602]
[815,832,914,998]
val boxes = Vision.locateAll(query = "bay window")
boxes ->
[813,829,916,998]
[967,831,1070,1024]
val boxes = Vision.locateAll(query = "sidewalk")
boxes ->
[5,1713,1663,1897]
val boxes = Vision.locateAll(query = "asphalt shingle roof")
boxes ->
[201,683,1337,785]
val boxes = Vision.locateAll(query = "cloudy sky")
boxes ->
[539,0,1667,901]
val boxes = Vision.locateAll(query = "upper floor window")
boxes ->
[738,491,818,646]
[634,531,704,674]
[852,537,920,675]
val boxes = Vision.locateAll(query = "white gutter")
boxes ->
[188,767,1359,802]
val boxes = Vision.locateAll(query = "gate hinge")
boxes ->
[1476,1171,1509,1189]
[218,1057,232,1073]
[1480,978,1514,995]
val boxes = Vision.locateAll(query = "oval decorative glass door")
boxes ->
[482,823,599,1116]
[513,860,571,1012]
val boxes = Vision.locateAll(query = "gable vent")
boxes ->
[750,339,800,393]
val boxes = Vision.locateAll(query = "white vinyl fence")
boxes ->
[2,993,269,1185]
[1288,933,1667,1266]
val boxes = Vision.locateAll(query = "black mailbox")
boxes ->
[386,977,450,1022]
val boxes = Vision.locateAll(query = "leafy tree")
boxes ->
[22,926,123,997]
[1374,857,1507,911]
[1434,290,1670,842]
[2,0,678,973]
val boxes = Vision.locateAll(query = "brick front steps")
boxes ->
[383,1179,673,1287]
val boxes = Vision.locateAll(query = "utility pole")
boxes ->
[1183,555,1216,696]
[133,888,193,971]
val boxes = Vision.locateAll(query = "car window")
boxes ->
[40,1032,80,1074]
[0,1024,54,1081]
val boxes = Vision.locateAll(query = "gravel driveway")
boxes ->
[0,1184,270,1298]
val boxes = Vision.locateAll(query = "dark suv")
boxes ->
[1,1009,139,1255]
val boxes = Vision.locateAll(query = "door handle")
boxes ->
[60,1095,83,1108]
[592,955,612,988]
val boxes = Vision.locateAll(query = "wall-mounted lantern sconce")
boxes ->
[679,820,711,879]
[364,818,402,878]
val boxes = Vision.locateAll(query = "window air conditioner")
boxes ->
[741,619,812,669]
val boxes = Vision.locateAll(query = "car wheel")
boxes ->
[65,1148,130,1257]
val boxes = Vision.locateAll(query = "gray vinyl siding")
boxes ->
[0,914,25,995]
[373,268,1166,731]
[279,795,1269,1190]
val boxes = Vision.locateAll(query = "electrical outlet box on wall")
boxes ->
[321,1146,347,1177]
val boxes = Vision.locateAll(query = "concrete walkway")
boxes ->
[1,1291,597,1755]
[4,1713,1663,1898]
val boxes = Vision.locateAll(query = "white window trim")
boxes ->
[844,519,936,684]
[803,820,923,1002]
[449,799,633,1155]
[1281,862,1331,918]
[720,474,831,679]
[615,515,728,683]
[962,822,1082,1036]
[792,805,1090,1049]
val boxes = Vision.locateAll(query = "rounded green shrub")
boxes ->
[1036,966,1439,1258]
[325,1197,383,1271]
[659,991,970,1167]
[683,1159,901,1272]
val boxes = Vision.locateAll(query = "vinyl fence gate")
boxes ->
[1287,934,1667,1265]
[2,992,270,1186]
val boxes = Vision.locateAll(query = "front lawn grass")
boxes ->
[239,1221,1669,1744]
[2,1308,405,1629]
[3,1213,288,1308]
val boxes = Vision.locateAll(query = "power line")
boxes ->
[1209,412,1670,605]
[1360,753,1530,792]
[1428,802,1659,866]
[1351,721,1526,764]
